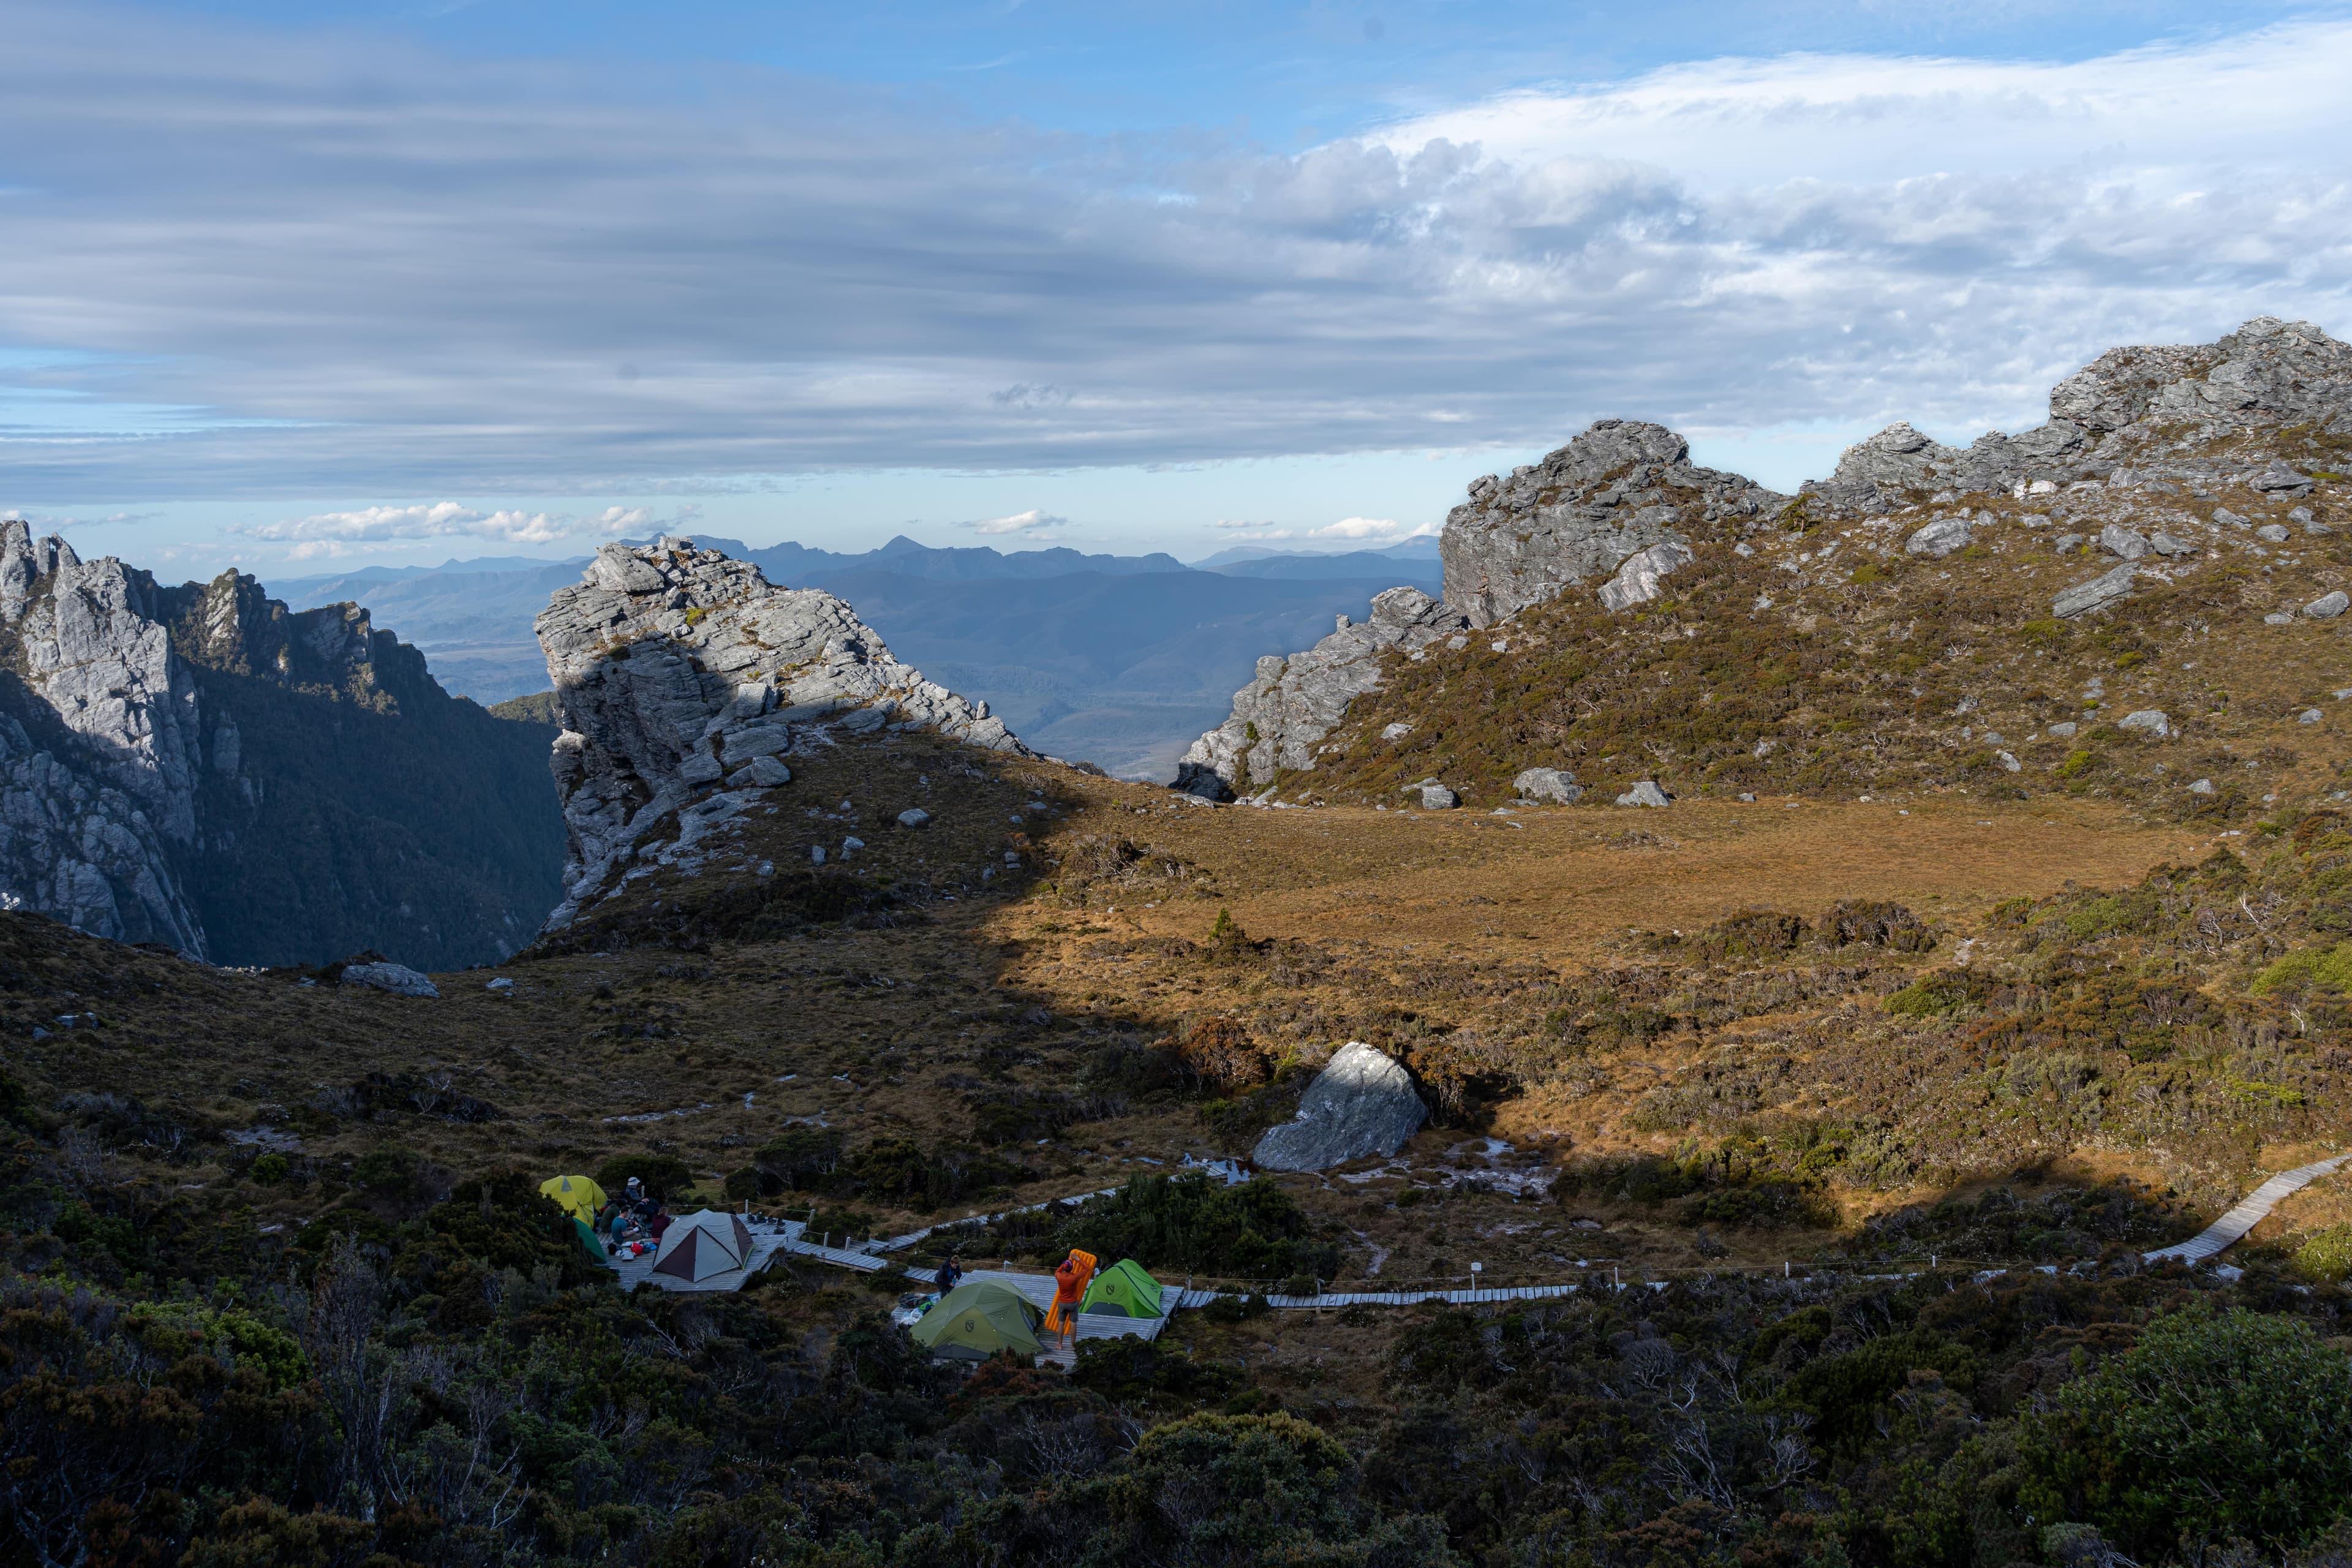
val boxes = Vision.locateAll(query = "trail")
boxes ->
[2141,1153,2351,1264]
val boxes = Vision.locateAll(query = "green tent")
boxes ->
[1079,1258,1164,1319]
[911,1281,1045,1361]
[571,1216,609,1262]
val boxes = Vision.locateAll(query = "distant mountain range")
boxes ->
[269,533,1445,779]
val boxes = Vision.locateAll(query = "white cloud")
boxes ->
[960,508,1067,537]
[239,501,647,546]
[0,6,2347,504]
[1212,515,1441,546]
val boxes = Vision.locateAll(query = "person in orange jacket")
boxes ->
[1046,1249,1098,1340]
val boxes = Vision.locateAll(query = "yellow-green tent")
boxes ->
[910,1281,1045,1361]
[540,1174,609,1222]
[1079,1258,1165,1319]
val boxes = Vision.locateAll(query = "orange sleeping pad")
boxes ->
[1044,1249,1098,1335]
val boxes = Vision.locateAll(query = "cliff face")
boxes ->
[1175,316,2352,802]
[533,537,1025,931]
[0,522,565,967]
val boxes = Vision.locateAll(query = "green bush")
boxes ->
[1060,1172,1338,1283]
[2294,1226,2352,1283]
[2253,942,2352,995]
[593,1153,696,1201]
[2020,1306,2352,1558]
[249,1153,290,1185]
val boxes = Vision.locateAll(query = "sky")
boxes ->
[2,0,2349,575]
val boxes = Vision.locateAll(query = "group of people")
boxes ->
[603,1175,673,1253]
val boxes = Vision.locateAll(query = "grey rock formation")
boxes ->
[1617,780,1672,807]
[1806,317,2352,516]
[533,537,1023,927]
[2053,562,2139,619]
[1597,540,1697,611]
[1513,767,1581,804]
[1417,783,1460,810]
[1442,421,1779,627]
[2118,710,2171,738]
[1174,315,2352,803]
[339,961,440,998]
[2099,524,2151,560]
[897,807,932,828]
[2252,461,2315,497]
[1174,586,1465,800]
[2256,524,2291,543]
[1907,516,1973,558]
[1252,1041,1428,1172]
[0,522,559,965]
[2305,591,2350,619]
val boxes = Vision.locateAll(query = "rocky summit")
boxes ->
[1178,317,2352,806]
[535,537,1027,930]
[0,523,562,965]
[1175,420,1778,800]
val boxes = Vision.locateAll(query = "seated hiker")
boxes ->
[933,1251,963,1295]
[647,1204,673,1242]
[1045,1248,1098,1339]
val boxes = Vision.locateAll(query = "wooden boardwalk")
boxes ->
[2142,1152,2351,1264]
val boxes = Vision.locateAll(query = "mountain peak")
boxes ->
[535,537,1028,931]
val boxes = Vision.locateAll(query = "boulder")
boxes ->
[897,807,932,828]
[738,756,792,787]
[2306,591,2350,619]
[2256,524,2291,543]
[1252,1041,1428,1172]
[2190,778,2215,794]
[1616,780,1672,807]
[2149,530,2197,556]
[2098,524,2150,560]
[1419,784,1460,810]
[339,961,440,998]
[1513,766,1581,804]
[2047,721,2078,738]
[1597,540,1696,611]
[2213,507,2249,527]
[1906,516,1973,558]
[2251,461,2314,496]
[2052,562,2138,619]
[2117,710,2171,738]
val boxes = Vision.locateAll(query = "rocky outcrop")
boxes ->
[1442,420,1780,627]
[1173,587,1465,800]
[1174,317,2352,802]
[1253,1041,1428,1172]
[0,521,564,966]
[1175,423,1779,799]
[535,537,1024,929]
[1804,316,2352,517]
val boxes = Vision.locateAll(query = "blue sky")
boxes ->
[3,0,2350,572]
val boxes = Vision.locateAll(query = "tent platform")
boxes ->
[601,1216,887,1292]
[956,1268,1171,1367]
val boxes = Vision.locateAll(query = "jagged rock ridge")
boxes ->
[0,522,565,965]
[535,537,1027,930]
[1176,316,2352,802]
[1175,421,1778,799]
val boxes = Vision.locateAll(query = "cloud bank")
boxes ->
[0,4,2346,502]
